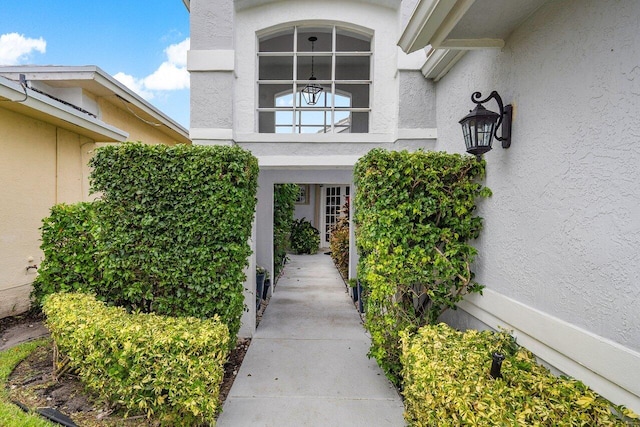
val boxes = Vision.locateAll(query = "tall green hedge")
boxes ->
[89,143,258,339]
[354,149,490,384]
[34,143,258,341]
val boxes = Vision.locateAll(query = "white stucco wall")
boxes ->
[432,0,640,410]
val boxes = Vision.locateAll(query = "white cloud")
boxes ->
[0,33,46,65]
[114,38,189,99]
[113,72,155,100]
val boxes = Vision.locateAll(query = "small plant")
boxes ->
[290,218,320,254]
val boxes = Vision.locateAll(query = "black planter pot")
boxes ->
[357,281,365,313]
[351,286,358,302]
[262,279,271,300]
[256,273,266,311]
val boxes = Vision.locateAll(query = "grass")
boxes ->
[0,338,54,427]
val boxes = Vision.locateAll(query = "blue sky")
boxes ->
[0,0,191,128]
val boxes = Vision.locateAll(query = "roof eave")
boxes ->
[0,76,128,142]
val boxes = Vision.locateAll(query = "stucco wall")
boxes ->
[0,108,88,318]
[431,0,639,409]
[97,99,183,146]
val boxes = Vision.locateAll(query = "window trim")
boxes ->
[257,25,372,134]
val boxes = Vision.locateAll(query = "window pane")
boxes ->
[297,29,331,52]
[259,30,294,52]
[300,110,327,126]
[336,84,369,108]
[336,28,371,52]
[259,56,293,80]
[351,112,369,133]
[259,111,275,133]
[299,89,328,108]
[335,56,370,80]
[259,84,292,108]
[297,55,331,81]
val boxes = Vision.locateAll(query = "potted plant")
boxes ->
[290,218,320,254]
[256,266,267,311]
[348,278,358,302]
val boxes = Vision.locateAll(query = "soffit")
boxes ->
[400,0,548,52]
[234,0,400,12]
[399,0,548,79]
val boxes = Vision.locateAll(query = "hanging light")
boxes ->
[459,91,513,158]
[301,36,323,106]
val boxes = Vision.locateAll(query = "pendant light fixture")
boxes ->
[301,36,323,106]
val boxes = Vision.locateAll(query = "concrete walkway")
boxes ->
[217,253,405,426]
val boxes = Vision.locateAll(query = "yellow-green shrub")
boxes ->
[401,324,638,426]
[43,293,230,425]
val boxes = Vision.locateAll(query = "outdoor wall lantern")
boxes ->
[301,36,323,106]
[459,91,512,157]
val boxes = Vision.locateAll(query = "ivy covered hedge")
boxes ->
[401,324,638,426]
[44,293,230,424]
[273,184,299,278]
[32,202,101,305]
[34,143,259,340]
[354,149,490,384]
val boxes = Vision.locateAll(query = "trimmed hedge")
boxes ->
[43,293,230,424]
[354,149,490,385]
[32,202,101,306]
[32,143,257,341]
[401,324,638,426]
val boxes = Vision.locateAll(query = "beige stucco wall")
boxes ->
[97,98,183,146]
[0,107,89,318]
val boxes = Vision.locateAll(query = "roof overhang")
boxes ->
[0,66,190,143]
[0,76,127,142]
[399,0,549,79]
[182,0,190,12]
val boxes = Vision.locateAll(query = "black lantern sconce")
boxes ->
[301,36,323,106]
[459,91,512,158]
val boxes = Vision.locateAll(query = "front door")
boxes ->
[320,185,350,248]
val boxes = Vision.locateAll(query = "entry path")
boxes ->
[217,253,405,426]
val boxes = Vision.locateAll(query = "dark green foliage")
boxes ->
[32,203,101,306]
[290,218,320,254]
[88,143,258,340]
[330,199,350,280]
[273,184,299,278]
[34,143,258,343]
[354,149,491,385]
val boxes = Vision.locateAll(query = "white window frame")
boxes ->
[257,25,372,134]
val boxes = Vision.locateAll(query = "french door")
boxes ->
[320,185,350,248]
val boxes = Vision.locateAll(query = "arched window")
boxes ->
[258,25,371,133]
